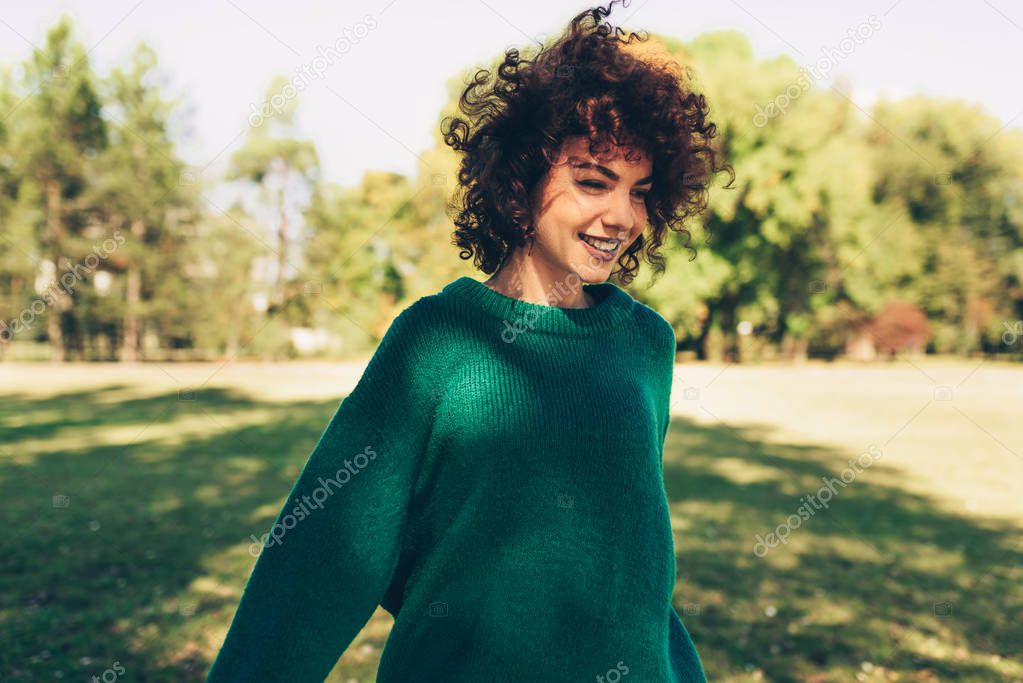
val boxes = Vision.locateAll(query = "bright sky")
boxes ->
[1,0,1021,188]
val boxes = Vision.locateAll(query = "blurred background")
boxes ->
[1,1,1021,681]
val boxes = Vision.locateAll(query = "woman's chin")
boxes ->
[566,262,612,283]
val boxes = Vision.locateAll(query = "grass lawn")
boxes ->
[1,359,1021,682]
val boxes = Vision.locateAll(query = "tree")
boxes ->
[226,75,319,311]
[185,205,269,359]
[0,64,33,359]
[86,42,194,361]
[649,31,870,361]
[9,14,106,361]
[303,170,417,347]
[869,97,1023,353]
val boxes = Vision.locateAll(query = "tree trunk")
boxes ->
[46,178,70,363]
[694,304,714,361]
[780,332,809,363]
[718,295,740,363]
[225,300,242,360]
[121,218,146,362]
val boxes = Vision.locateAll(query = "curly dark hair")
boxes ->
[440,0,734,285]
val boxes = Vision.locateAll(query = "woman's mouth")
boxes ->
[578,233,621,262]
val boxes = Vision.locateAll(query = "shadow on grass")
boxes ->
[663,417,1023,682]
[0,383,362,681]
[0,385,1020,682]
[0,384,268,444]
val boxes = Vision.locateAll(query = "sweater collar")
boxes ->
[441,276,636,337]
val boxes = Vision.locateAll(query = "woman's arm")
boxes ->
[206,304,437,682]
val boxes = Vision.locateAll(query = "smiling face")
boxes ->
[527,135,653,285]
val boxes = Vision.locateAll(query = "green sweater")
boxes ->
[206,275,707,682]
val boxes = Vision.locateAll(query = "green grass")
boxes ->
[1,361,1021,682]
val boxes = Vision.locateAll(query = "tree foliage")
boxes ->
[0,17,1020,362]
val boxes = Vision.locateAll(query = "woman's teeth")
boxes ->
[579,234,620,252]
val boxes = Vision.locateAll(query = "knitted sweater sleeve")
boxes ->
[655,317,709,682]
[206,304,436,682]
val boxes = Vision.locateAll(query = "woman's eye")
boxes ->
[577,180,648,203]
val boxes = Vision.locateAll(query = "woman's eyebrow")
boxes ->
[569,158,653,185]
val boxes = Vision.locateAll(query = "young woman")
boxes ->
[207,1,732,680]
